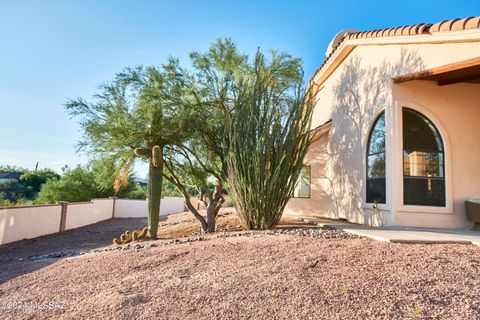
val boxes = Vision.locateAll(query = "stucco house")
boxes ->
[286,16,480,228]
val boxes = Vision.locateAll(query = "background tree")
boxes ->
[35,163,140,204]
[162,180,182,196]
[227,50,313,229]
[0,180,22,204]
[19,169,60,199]
[0,165,27,174]
[36,165,100,203]
[0,165,59,204]
[0,166,27,203]
[65,60,190,238]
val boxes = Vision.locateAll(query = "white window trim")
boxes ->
[393,100,453,214]
[362,108,392,212]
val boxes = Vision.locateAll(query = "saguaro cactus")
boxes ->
[135,143,164,239]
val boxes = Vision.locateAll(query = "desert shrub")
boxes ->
[227,51,313,230]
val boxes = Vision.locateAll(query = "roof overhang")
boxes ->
[310,120,332,142]
[310,28,480,95]
[393,57,480,85]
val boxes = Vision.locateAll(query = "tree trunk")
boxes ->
[206,202,220,232]
[205,181,225,233]
[147,158,163,239]
[184,195,208,232]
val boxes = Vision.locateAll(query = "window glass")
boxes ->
[403,109,445,206]
[366,112,386,204]
[294,166,311,198]
[367,153,386,177]
[368,115,386,154]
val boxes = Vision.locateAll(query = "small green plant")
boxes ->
[414,304,423,316]
[0,199,13,206]
[339,283,351,294]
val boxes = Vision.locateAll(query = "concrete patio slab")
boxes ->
[295,216,480,245]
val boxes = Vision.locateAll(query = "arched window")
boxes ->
[403,108,445,206]
[366,112,386,204]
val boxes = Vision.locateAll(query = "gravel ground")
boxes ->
[0,213,479,319]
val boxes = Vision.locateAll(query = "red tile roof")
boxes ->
[310,16,480,83]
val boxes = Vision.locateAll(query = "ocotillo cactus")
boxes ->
[134,143,163,239]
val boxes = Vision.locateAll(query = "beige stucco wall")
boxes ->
[393,81,480,228]
[115,199,148,218]
[0,205,62,245]
[285,134,336,219]
[115,197,186,218]
[65,199,114,230]
[0,197,189,245]
[311,41,480,129]
[286,37,480,228]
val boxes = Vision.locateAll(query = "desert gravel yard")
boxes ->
[0,212,479,319]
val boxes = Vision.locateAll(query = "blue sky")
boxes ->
[0,0,478,178]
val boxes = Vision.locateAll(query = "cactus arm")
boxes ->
[151,145,162,168]
[134,148,151,157]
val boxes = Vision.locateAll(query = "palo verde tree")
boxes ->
[66,59,190,238]
[227,50,314,230]
[162,140,224,233]
[157,39,247,233]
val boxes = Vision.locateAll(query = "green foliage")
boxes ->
[64,38,311,234]
[161,39,249,232]
[162,180,182,196]
[0,165,27,175]
[35,164,140,204]
[0,166,60,204]
[0,166,26,204]
[0,180,22,203]
[187,38,249,180]
[19,169,60,198]
[227,50,313,230]
[36,166,100,203]
[0,192,14,206]
[158,39,307,232]
[127,184,147,199]
[66,60,192,237]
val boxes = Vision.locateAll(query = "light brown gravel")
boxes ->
[0,212,479,319]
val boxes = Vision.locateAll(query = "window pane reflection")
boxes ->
[368,153,385,177]
[294,166,311,198]
[403,109,445,207]
[367,112,386,204]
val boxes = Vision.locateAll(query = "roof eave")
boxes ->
[310,28,480,94]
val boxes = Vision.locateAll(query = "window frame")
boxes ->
[402,108,445,207]
[293,165,311,199]
[395,101,453,214]
[365,111,387,205]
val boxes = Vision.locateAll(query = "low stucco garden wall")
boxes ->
[0,197,186,245]
[65,199,114,230]
[114,197,185,218]
[0,204,62,246]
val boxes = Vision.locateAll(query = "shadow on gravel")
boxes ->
[0,217,164,284]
